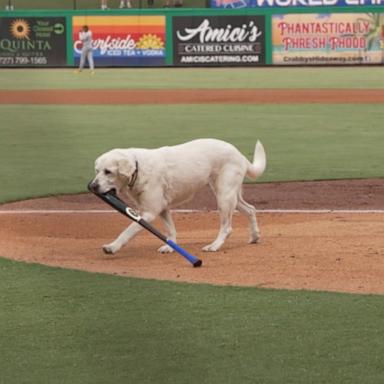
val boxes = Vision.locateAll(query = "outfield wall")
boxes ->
[0,7,383,67]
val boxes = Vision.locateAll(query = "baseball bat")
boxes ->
[88,182,202,267]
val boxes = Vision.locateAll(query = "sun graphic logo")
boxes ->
[10,19,31,40]
[136,34,164,49]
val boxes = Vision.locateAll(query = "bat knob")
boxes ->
[193,259,203,268]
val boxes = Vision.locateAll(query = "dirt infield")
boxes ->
[1,179,383,295]
[1,89,384,104]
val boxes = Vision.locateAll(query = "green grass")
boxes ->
[1,257,384,384]
[1,103,383,202]
[0,67,383,90]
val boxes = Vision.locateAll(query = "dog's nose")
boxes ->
[88,180,100,193]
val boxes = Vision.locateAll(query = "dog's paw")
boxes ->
[249,231,260,244]
[202,243,220,252]
[158,244,174,253]
[103,243,119,254]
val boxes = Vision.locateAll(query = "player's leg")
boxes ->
[87,49,95,72]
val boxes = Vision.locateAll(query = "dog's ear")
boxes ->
[116,157,135,180]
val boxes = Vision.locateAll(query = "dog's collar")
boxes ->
[128,160,138,189]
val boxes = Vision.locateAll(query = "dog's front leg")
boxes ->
[157,209,177,253]
[103,212,156,254]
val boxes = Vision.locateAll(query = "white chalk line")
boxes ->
[0,209,383,214]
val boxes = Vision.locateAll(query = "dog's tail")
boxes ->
[246,141,266,180]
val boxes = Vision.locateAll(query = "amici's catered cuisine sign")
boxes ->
[0,17,66,66]
[173,16,266,66]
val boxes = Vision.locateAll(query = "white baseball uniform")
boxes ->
[79,30,94,71]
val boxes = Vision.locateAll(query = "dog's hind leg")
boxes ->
[157,209,177,253]
[202,197,236,252]
[237,191,260,243]
[203,174,239,252]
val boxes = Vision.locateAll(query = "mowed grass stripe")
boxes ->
[1,257,384,384]
[0,67,383,90]
[1,103,383,202]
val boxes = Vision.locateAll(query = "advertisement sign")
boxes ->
[0,17,66,66]
[272,13,384,65]
[211,0,383,9]
[173,16,265,66]
[73,16,166,67]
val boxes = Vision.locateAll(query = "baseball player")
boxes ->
[77,25,94,74]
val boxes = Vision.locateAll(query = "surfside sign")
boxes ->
[172,16,266,66]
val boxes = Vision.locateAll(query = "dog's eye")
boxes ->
[104,169,111,175]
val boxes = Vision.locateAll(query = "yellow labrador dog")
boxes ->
[90,139,266,254]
